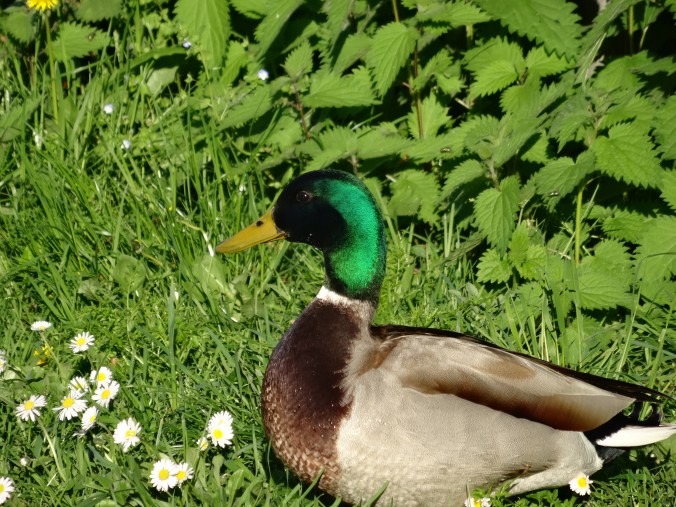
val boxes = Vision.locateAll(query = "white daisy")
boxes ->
[464,497,491,507]
[113,418,141,452]
[52,392,87,421]
[257,69,269,81]
[69,331,95,353]
[149,459,178,492]
[174,462,193,485]
[92,380,120,408]
[569,472,593,496]
[30,320,52,331]
[19,457,29,467]
[0,476,15,504]
[90,366,113,386]
[0,350,6,374]
[80,406,99,433]
[16,394,47,422]
[69,376,90,395]
[207,410,234,448]
[196,436,209,451]
[103,103,114,114]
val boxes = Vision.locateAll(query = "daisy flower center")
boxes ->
[101,389,111,399]
[158,469,170,480]
[25,401,35,410]
[214,429,223,439]
[0,484,4,493]
[97,373,107,382]
[77,338,86,346]
[125,429,137,438]
[176,471,186,480]
[577,477,588,488]
[63,397,74,408]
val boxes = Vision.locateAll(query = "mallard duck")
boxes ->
[216,169,675,506]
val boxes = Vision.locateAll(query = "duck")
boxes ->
[216,169,676,506]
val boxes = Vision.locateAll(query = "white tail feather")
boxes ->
[597,424,676,447]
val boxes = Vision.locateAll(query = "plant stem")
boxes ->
[574,185,583,265]
[44,13,60,127]
[38,418,67,481]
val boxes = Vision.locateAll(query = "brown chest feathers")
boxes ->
[261,299,362,494]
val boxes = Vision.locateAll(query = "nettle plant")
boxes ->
[2,0,675,366]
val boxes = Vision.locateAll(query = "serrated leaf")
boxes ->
[525,46,571,76]
[500,76,541,117]
[519,244,547,280]
[230,0,268,18]
[592,123,663,188]
[477,248,512,283]
[175,0,230,69]
[333,33,372,74]
[654,95,676,160]
[222,41,248,85]
[474,0,583,58]
[403,132,463,162]
[474,175,520,252]
[636,215,676,281]
[533,151,594,198]
[323,0,352,45]
[2,9,34,44]
[441,159,485,198]
[602,210,650,244]
[388,169,439,223]
[660,171,676,212]
[464,38,524,75]
[508,223,530,267]
[470,60,521,98]
[219,87,272,129]
[463,115,501,159]
[53,22,109,61]
[521,133,550,163]
[77,0,122,21]
[407,93,448,139]
[366,22,417,97]
[284,40,314,79]
[550,93,592,150]
[356,127,411,159]
[305,67,377,108]
[577,263,631,310]
[254,0,303,54]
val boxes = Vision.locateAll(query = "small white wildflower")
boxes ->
[182,40,192,49]
[53,392,87,421]
[113,417,141,452]
[196,436,208,451]
[0,350,6,374]
[90,366,113,386]
[80,406,99,433]
[257,69,269,81]
[174,462,193,485]
[103,103,114,115]
[0,476,15,504]
[30,320,52,331]
[16,394,47,422]
[569,472,593,496]
[464,497,491,507]
[121,139,131,150]
[69,331,95,353]
[149,459,178,492]
[92,380,120,408]
[19,457,29,467]
[207,410,234,448]
[69,376,90,395]
[33,131,43,148]
[238,183,246,193]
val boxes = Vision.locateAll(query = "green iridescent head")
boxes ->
[216,169,387,304]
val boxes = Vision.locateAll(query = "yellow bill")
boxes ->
[215,210,286,254]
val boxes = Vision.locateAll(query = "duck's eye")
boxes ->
[296,190,311,203]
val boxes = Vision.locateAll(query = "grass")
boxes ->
[1,13,674,507]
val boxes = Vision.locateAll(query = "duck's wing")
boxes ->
[370,325,665,432]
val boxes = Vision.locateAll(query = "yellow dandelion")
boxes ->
[26,0,59,11]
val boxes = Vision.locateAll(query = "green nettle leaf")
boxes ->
[474,0,583,59]
[636,215,676,281]
[2,10,34,44]
[464,38,524,74]
[471,60,522,98]
[112,255,146,294]
[219,87,272,129]
[388,169,440,223]
[550,93,592,150]
[576,262,631,311]
[508,223,530,267]
[602,210,651,244]
[284,41,314,79]
[463,115,501,159]
[474,175,521,252]
[525,46,571,77]
[365,22,417,97]
[660,171,676,212]
[333,33,372,74]
[323,0,352,44]
[77,0,123,21]
[407,94,448,140]
[532,151,594,198]
[356,127,411,159]
[441,159,486,198]
[518,244,547,280]
[222,41,249,85]
[230,0,268,18]
[477,248,511,283]
[403,131,465,162]
[521,133,550,164]
[53,22,109,61]
[654,95,676,160]
[146,66,178,96]
[175,0,230,69]
[500,76,541,117]
[445,2,492,25]
[254,0,303,54]
[305,67,377,108]
[592,123,663,188]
